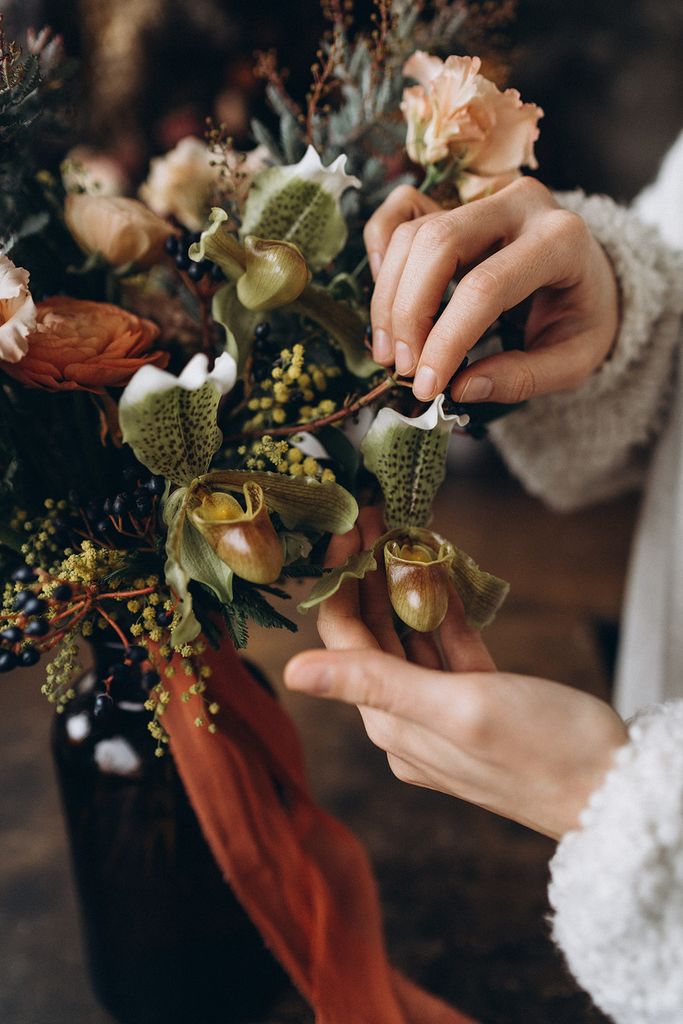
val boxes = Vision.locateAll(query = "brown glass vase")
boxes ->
[52,653,289,1024]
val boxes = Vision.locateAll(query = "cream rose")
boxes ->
[61,145,129,197]
[65,195,171,268]
[139,137,219,232]
[0,256,37,364]
[401,52,543,191]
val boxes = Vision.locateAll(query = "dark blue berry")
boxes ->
[0,649,18,672]
[12,591,31,612]
[112,493,130,516]
[254,322,270,340]
[155,608,174,627]
[175,252,192,271]
[102,497,114,515]
[19,645,40,667]
[188,232,202,245]
[52,583,72,602]
[210,263,225,282]
[95,520,110,535]
[164,234,180,256]
[187,261,208,282]
[94,692,113,718]
[125,645,147,664]
[141,669,160,692]
[25,618,49,637]
[146,475,165,496]
[135,496,152,516]
[23,596,47,616]
[11,565,38,583]
[107,663,131,684]
[1,626,23,643]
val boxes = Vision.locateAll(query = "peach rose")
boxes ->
[65,195,171,268]
[1,297,167,393]
[401,53,543,188]
[0,256,37,364]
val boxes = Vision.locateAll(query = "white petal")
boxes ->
[120,352,237,410]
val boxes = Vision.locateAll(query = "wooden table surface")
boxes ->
[0,449,637,1023]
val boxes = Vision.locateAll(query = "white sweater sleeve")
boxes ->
[549,701,683,1023]
[489,192,683,512]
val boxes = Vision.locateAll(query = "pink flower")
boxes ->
[0,256,37,364]
[401,53,543,193]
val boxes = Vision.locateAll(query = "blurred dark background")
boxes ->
[3,0,683,196]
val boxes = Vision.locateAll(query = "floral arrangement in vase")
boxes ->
[0,4,542,1019]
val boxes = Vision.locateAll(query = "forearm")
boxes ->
[491,192,683,511]
[549,701,683,1023]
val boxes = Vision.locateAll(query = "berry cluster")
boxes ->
[0,565,72,672]
[164,231,225,284]
[76,468,165,542]
[93,640,162,722]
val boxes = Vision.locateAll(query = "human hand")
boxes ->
[363,178,620,404]
[285,508,628,840]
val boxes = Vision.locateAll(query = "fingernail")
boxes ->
[395,341,415,376]
[369,251,383,279]
[458,376,493,402]
[413,365,437,401]
[285,658,332,695]
[373,328,392,363]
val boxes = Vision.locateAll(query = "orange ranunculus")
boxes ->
[0,297,168,393]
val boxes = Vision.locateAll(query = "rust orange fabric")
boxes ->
[156,635,475,1024]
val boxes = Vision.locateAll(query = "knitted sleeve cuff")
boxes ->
[549,701,683,1024]
[490,191,683,512]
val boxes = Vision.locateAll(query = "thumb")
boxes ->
[285,648,432,720]
[451,335,596,405]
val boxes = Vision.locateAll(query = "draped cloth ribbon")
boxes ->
[153,634,475,1024]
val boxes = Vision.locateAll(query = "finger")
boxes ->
[363,185,441,281]
[438,591,496,673]
[403,630,443,670]
[391,196,529,394]
[414,228,579,400]
[351,506,404,657]
[317,525,379,652]
[450,330,600,404]
[284,648,463,731]
[369,214,434,369]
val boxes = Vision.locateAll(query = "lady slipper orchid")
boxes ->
[240,145,360,270]
[236,236,311,311]
[189,482,284,584]
[384,534,454,633]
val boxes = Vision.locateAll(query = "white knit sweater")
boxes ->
[491,133,683,1022]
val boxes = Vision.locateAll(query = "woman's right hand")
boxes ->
[363,177,620,405]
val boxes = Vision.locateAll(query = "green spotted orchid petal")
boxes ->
[119,353,237,487]
[240,145,361,271]
[360,395,470,528]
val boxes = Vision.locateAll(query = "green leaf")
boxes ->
[316,425,360,491]
[211,281,263,374]
[196,469,358,535]
[360,395,469,528]
[293,283,379,378]
[119,353,237,487]
[298,548,377,612]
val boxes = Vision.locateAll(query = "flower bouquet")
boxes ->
[0,5,541,1022]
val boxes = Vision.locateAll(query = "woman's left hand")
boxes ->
[284,508,628,840]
